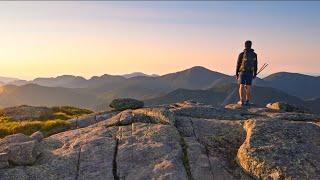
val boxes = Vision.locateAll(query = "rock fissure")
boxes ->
[112,138,119,180]
[112,123,121,180]
[188,118,215,178]
[174,122,194,180]
[75,145,82,180]
[180,137,194,180]
[1,101,320,180]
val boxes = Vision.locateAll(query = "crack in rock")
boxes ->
[189,118,215,178]
[75,145,82,180]
[112,138,119,180]
[174,119,194,180]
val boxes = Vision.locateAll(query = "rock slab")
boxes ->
[0,101,319,180]
[237,119,320,179]
[0,133,41,167]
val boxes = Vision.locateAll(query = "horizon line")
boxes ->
[1,66,319,81]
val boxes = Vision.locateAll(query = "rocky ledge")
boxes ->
[0,101,319,180]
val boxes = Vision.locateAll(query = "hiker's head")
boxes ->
[245,40,252,49]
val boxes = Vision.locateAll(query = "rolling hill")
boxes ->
[11,74,126,89]
[305,98,320,114]
[89,66,233,99]
[263,72,320,99]
[145,83,316,112]
[157,66,230,90]
[0,84,99,109]
[0,66,319,112]
[32,75,88,88]
[0,76,20,84]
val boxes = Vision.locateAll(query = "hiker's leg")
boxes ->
[245,85,251,101]
[244,71,253,103]
[238,72,246,103]
[239,84,245,102]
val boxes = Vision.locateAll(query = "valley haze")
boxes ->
[0,66,319,114]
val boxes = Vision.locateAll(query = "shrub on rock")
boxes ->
[109,98,144,111]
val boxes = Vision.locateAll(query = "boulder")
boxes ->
[6,140,41,165]
[266,102,305,112]
[30,131,44,142]
[0,133,41,166]
[0,153,9,169]
[109,98,144,111]
[0,133,32,150]
[237,120,320,179]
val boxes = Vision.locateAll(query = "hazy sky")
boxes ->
[0,1,319,79]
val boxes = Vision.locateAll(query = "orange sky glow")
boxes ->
[0,2,319,79]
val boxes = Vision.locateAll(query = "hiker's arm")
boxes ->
[236,53,243,77]
[254,54,258,77]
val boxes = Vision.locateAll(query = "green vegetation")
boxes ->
[0,118,71,138]
[44,106,93,120]
[179,136,194,180]
[0,106,93,138]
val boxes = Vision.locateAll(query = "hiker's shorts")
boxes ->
[238,71,254,85]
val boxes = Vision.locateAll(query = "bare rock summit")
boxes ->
[0,101,319,179]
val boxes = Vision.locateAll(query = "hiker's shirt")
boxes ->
[236,48,258,76]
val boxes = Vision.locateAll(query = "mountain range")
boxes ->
[7,73,159,88]
[0,76,20,84]
[122,72,159,79]
[263,72,320,99]
[145,83,307,107]
[0,66,319,113]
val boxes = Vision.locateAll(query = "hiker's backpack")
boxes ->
[240,50,256,72]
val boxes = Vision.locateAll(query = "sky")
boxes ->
[0,1,319,80]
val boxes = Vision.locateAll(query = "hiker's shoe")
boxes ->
[237,101,244,105]
[245,100,250,106]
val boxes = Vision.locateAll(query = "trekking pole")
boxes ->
[257,64,267,75]
[260,63,268,71]
[257,63,268,75]
[258,63,268,75]
[257,63,266,75]
[261,63,268,72]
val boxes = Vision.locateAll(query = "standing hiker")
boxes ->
[236,40,258,105]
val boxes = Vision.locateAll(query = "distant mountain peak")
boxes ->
[122,72,159,79]
[57,75,76,78]
[184,66,212,72]
[264,72,318,79]
[0,76,21,84]
[56,75,86,79]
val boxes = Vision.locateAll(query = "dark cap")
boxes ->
[245,40,252,49]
